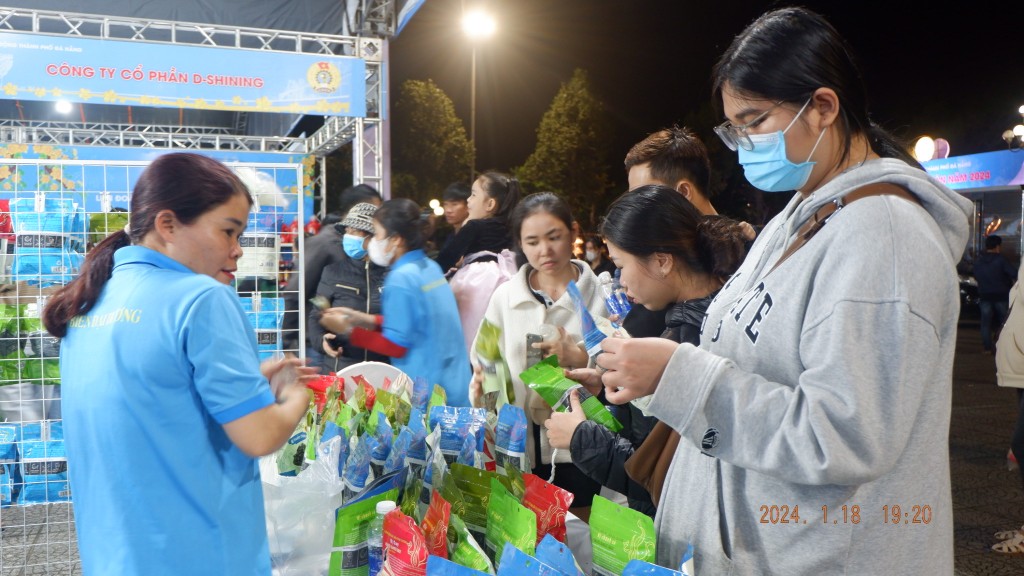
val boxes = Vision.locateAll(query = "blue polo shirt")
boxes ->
[382,249,470,406]
[59,246,276,576]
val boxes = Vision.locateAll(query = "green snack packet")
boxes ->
[400,475,424,522]
[448,513,495,574]
[328,488,402,576]
[485,477,537,566]
[450,462,497,546]
[438,470,469,520]
[475,320,516,410]
[521,357,623,433]
[590,494,656,576]
[503,465,526,502]
[428,384,447,415]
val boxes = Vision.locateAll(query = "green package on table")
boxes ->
[485,477,536,567]
[521,356,623,433]
[328,487,401,576]
[590,495,656,576]
[448,513,495,574]
[450,463,497,546]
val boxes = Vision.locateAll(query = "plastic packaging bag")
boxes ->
[261,435,346,575]
[450,250,519,356]
[589,495,656,576]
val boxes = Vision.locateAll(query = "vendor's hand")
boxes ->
[564,367,604,396]
[600,337,678,405]
[320,308,354,336]
[322,334,341,358]
[534,326,589,369]
[543,390,585,450]
[469,363,484,408]
[262,356,320,399]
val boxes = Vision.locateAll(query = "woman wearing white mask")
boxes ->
[307,202,389,374]
[595,7,971,574]
[319,198,470,406]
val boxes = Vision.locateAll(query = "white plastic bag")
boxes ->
[262,434,347,576]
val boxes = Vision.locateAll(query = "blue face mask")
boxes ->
[342,234,368,260]
[738,98,827,193]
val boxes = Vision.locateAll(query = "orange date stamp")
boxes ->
[758,504,934,525]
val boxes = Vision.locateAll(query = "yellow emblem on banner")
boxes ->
[307,61,341,94]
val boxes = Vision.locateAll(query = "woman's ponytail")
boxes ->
[43,229,131,337]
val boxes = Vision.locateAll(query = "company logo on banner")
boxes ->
[0,31,366,117]
[923,150,1024,191]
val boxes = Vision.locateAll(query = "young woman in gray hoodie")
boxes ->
[596,7,973,574]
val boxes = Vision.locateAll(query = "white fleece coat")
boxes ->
[472,260,607,465]
[650,158,971,574]
[996,272,1024,388]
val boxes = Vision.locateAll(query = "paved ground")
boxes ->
[2,315,1024,575]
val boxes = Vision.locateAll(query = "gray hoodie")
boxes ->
[649,158,971,574]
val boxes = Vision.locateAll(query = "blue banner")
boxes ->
[923,150,1024,190]
[0,31,366,117]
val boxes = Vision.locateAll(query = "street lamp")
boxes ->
[462,8,495,183]
[1002,105,1024,151]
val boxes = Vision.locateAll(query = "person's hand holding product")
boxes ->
[533,326,589,369]
[319,306,375,336]
[564,367,604,396]
[543,389,586,449]
[599,336,678,404]
[469,363,485,407]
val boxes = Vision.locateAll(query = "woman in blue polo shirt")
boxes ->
[42,153,314,576]
[319,198,471,406]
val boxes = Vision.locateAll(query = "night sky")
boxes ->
[389,0,1024,191]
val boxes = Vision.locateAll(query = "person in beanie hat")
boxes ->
[307,202,390,374]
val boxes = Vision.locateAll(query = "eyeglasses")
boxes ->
[713,101,785,151]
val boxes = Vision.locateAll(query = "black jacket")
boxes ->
[433,218,511,272]
[282,226,347,350]
[306,253,390,374]
[974,251,1017,301]
[569,293,715,516]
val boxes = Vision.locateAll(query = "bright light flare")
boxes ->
[462,10,496,40]
[428,199,440,210]
[433,206,444,217]
[913,136,935,162]
[54,100,73,114]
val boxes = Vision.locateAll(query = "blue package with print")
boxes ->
[238,295,285,361]
[535,534,584,576]
[428,406,486,465]
[17,420,70,504]
[494,404,528,474]
[0,423,20,507]
[495,543,566,576]
[10,197,86,286]
[425,555,489,575]
[566,280,604,358]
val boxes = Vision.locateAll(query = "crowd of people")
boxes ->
[45,6,984,575]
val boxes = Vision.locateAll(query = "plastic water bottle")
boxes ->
[367,500,396,576]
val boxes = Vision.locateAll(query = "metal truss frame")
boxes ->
[0,5,392,192]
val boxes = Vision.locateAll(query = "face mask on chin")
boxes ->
[367,236,395,267]
[584,250,598,262]
[737,98,827,193]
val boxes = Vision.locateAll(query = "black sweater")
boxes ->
[434,218,511,272]
[568,293,715,516]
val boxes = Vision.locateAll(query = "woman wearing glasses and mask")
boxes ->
[595,7,971,574]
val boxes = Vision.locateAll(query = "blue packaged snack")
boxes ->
[370,411,393,477]
[406,408,428,469]
[622,560,686,576]
[429,406,487,465]
[457,429,479,469]
[18,420,69,504]
[495,404,528,474]
[385,426,413,475]
[535,534,584,576]
[412,376,432,412]
[425,555,489,576]
[565,280,604,358]
[0,423,20,507]
[342,434,377,502]
[237,295,285,361]
[495,543,565,576]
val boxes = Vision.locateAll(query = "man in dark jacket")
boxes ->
[975,234,1018,353]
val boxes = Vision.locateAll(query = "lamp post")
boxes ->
[462,8,495,183]
[1002,104,1024,151]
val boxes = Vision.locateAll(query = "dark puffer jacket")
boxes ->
[306,253,389,374]
[568,293,715,516]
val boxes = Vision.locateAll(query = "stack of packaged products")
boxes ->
[238,294,285,362]
[265,321,686,575]
[9,196,87,287]
[0,419,70,507]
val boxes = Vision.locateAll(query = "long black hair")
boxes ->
[43,153,252,337]
[601,185,747,281]
[476,171,522,225]
[374,198,428,251]
[711,7,918,167]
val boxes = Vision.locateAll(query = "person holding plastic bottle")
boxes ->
[596,7,971,573]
